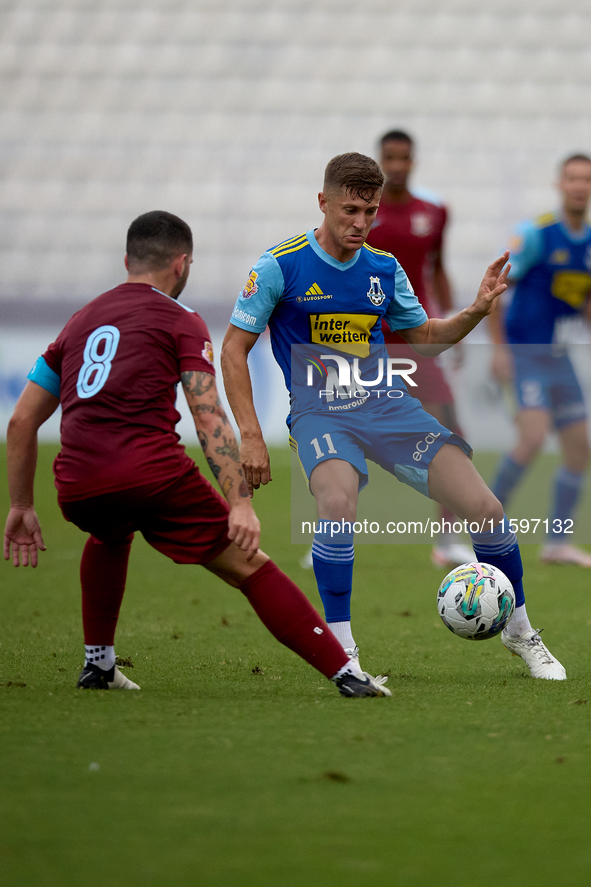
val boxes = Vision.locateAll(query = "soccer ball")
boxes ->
[437,562,515,640]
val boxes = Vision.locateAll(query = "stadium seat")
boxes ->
[1,0,590,313]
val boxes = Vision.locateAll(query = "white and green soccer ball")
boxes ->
[437,562,515,640]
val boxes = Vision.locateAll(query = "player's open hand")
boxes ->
[227,501,261,560]
[472,252,511,316]
[3,506,46,567]
[240,436,272,493]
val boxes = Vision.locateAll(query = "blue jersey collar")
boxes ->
[306,229,361,270]
[557,215,591,243]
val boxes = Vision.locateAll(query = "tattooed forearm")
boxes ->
[239,480,250,498]
[215,437,241,462]
[182,369,245,502]
[181,370,215,397]
[206,457,221,480]
[190,403,215,417]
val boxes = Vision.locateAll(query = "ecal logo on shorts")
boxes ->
[412,431,441,461]
[367,276,385,307]
[240,269,259,299]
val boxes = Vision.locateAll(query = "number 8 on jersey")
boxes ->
[76,325,120,399]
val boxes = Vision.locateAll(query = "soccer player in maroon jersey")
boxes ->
[3,211,389,697]
[367,129,473,568]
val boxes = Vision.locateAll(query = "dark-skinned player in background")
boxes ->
[367,129,473,568]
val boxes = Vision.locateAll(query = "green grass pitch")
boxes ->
[2,444,591,886]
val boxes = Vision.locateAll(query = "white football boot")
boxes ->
[333,657,392,697]
[299,546,314,570]
[431,542,474,568]
[344,645,389,686]
[78,663,141,689]
[540,543,591,567]
[502,628,566,680]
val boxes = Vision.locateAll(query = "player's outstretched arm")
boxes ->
[181,369,260,558]
[399,252,511,352]
[220,324,272,492]
[4,381,59,567]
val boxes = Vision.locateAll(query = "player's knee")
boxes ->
[519,428,546,459]
[468,492,504,526]
[566,441,590,472]
[205,546,269,587]
[317,488,356,521]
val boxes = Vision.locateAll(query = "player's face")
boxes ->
[380,139,413,191]
[318,188,382,259]
[558,161,591,215]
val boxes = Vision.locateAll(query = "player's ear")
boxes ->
[318,191,328,214]
[173,253,188,278]
[124,254,129,271]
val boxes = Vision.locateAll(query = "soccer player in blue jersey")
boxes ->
[222,152,566,680]
[490,154,591,567]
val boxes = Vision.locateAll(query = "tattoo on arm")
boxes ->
[206,457,221,480]
[221,477,234,496]
[215,397,229,425]
[181,370,215,397]
[215,437,241,463]
[190,403,215,417]
[197,430,208,451]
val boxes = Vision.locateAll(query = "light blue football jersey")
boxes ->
[230,230,427,413]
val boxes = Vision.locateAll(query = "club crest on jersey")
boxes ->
[411,212,432,237]
[549,248,570,266]
[367,276,385,307]
[240,269,259,299]
[201,341,214,365]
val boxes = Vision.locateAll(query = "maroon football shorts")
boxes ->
[59,467,231,565]
[386,342,454,405]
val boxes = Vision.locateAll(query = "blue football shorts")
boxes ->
[512,348,586,429]
[290,392,472,498]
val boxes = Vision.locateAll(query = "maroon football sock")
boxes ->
[81,535,132,645]
[239,560,349,679]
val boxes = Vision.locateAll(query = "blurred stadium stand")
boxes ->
[2,0,591,447]
[1,0,591,328]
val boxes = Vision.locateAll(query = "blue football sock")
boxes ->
[549,467,585,539]
[469,515,525,608]
[491,455,528,509]
[312,528,354,624]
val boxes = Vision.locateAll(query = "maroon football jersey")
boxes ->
[366,193,447,346]
[43,283,215,501]
[367,194,447,308]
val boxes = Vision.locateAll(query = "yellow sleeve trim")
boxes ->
[535,212,556,229]
[362,242,394,257]
[272,240,311,258]
[269,233,308,256]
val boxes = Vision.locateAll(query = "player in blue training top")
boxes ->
[222,152,566,681]
[490,154,591,567]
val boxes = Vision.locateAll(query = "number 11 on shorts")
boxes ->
[311,433,338,459]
